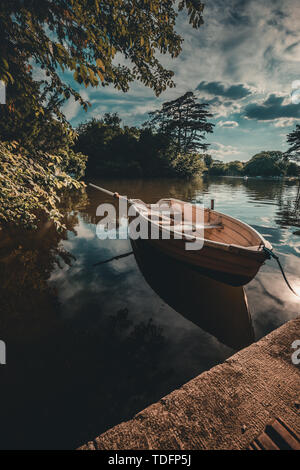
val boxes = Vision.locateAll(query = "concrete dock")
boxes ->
[79,318,300,450]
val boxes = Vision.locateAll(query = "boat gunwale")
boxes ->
[131,198,273,256]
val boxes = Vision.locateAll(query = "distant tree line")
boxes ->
[206,151,299,177]
[75,102,300,179]
[74,92,214,178]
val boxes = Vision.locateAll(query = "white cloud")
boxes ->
[210,142,240,159]
[62,90,90,121]
[218,120,239,128]
[273,118,298,127]
[63,0,300,158]
[63,97,81,121]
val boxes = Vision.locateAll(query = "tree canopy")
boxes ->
[145,91,214,155]
[74,111,207,178]
[0,1,206,231]
[286,124,300,162]
[207,151,299,177]
[0,140,86,230]
[0,0,205,120]
[243,151,287,177]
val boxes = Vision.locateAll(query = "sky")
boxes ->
[62,0,300,162]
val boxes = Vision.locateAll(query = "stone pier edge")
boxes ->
[79,317,300,450]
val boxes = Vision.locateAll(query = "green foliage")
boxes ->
[286,124,300,162]
[75,116,140,175]
[170,152,206,177]
[207,151,298,177]
[286,161,300,176]
[0,141,86,230]
[75,113,208,178]
[226,160,244,176]
[243,151,286,177]
[145,91,214,155]
[209,160,244,176]
[0,0,205,109]
[208,161,228,176]
[203,154,213,169]
[0,1,207,230]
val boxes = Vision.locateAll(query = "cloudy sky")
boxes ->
[63,0,300,162]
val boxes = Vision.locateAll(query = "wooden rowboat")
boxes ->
[130,197,273,287]
[89,184,273,287]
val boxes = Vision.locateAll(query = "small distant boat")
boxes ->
[131,197,272,286]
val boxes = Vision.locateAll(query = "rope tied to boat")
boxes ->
[263,247,300,298]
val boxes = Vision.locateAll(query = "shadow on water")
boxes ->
[0,193,235,449]
[0,222,171,449]
[131,239,254,350]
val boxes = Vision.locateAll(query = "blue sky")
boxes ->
[62,0,300,162]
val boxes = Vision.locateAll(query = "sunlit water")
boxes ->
[0,176,299,449]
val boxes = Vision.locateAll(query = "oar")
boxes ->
[89,183,135,267]
[89,183,132,204]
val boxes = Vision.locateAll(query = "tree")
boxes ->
[0,1,207,230]
[145,92,214,155]
[286,161,300,176]
[0,141,86,230]
[0,0,205,120]
[203,154,213,169]
[209,162,228,176]
[286,126,300,201]
[103,113,122,128]
[169,151,206,177]
[75,114,207,178]
[286,125,300,162]
[226,161,244,176]
[243,151,285,177]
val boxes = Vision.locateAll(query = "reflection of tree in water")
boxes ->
[0,189,171,449]
[240,178,286,202]
[227,176,300,231]
[0,189,88,322]
[275,181,300,232]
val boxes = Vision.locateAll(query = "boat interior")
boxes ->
[133,198,264,249]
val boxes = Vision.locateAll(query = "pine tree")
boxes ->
[287,125,300,161]
[146,92,214,155]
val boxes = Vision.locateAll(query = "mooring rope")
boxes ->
[263,247,300,298]
[93,251,133,267]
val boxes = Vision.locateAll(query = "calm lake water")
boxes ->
[0,176,299,449]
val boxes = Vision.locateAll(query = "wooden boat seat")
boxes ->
[143,207,225,235]
[179,224,224,232]
[159,221,224,231]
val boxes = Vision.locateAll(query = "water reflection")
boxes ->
[131,238,255,349]
[0,186,235,449]
[276,183,300,232]
[0,175,299,449]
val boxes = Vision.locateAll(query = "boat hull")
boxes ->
[131,239,255,349]
[130,198,271,287]
[137,237,267,287]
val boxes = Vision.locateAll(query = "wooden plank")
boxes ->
[256,432,280,450]
[249,440,262,450]
[249,419,300,450]
[270,418,300,450]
